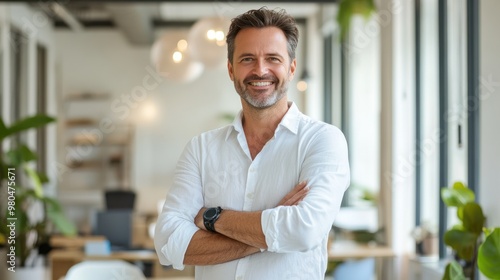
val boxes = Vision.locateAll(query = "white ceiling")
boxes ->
[159,2,320,20]
[43,2,323,45]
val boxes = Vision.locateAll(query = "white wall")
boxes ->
[479,0,500,228]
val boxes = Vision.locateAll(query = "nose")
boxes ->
[253,59,269,77]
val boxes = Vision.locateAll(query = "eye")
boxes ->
[268,57,281,62]
[240,57,254,62]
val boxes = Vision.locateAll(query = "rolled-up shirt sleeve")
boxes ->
[261,126,350,253]
[154,138,203,269]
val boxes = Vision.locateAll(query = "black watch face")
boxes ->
[204,208,217,219]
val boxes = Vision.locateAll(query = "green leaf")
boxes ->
[5,145,38,165]
[443,261,466,280]
[462,202,485,235]
[457,207,464,221]
[24,165,43,197]
[478,228,500,279]
[6,149,22,166]
[336,1,353,41]
[452,181,466,189]
[452,224,465,231]
[441,182,475,207]
[45,198,77,236]
[0,118,7,140]
[444,229,478,261]
[336,0,376,41]
[483,227,493,236]
[38,171,50,184]
[19,144,38,162]
[1,114,55,141]
[43,196,63,213]
[18,189,39,200]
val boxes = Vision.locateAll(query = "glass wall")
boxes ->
[417,0,440,241]
[446,0,468,186]
[416,0,472,258]
[345,16,381,208]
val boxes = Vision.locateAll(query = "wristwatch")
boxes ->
[203,206,222,232]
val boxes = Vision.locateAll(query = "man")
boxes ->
[154,7,350,279]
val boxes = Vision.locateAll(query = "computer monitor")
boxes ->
[94,210,133,250]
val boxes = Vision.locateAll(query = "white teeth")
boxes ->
[250,82,272,86]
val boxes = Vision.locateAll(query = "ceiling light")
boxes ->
[150,32,204,83]
[188,17,230,69]
[177,39,188,52]
[172,51,183,63]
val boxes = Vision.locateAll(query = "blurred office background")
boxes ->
[0,0,499,279]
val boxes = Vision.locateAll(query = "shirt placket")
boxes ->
[234,159,259,279]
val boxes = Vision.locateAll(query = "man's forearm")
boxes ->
[214,210,267,249]
[184,229,260,265]
[193,182,309,250]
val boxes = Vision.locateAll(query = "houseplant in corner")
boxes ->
[0,114,76,279]
[441,181,500,280]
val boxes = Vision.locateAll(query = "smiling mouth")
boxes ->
[248,81,274,87]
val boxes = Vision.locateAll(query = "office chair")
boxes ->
[65,260,146,280]
[105,190,136,210]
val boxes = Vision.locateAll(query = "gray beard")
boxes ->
[236,82,288,110]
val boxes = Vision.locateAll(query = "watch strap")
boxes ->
[204,206,222,232]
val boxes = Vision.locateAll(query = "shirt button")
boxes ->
[236,276,243,280]
[249,168,255,172]
[246,192,254,199]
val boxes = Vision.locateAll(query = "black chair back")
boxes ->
[105,190,136,210]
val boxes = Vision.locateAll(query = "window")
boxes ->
[323,12,381,230]
[415,0,440,247]
[415,0,477,258]
[345,16,381,208]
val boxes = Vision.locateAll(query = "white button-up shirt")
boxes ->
[155,102,350,280]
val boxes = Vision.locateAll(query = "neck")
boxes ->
[241,98,289,139]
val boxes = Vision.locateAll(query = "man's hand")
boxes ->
[195,208,206,230]
[277,181,309,206]
[194,181,309,230]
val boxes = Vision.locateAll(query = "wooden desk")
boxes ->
[328,240,395,279]
[50,249,161,280]
[328,240,394,260]
[50,235,106,249]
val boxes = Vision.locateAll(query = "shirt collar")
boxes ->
[279,102,300,135]
[225,102,300,141]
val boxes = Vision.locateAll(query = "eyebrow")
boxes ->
[237,53,286,60]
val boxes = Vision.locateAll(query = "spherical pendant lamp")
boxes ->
[188,17,231,69]
[151,33,204,83]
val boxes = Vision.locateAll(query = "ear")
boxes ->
[227,60,234,81]
[288,58,297,81]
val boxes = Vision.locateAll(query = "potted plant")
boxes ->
[411,221,438,256]
[441,181,500,280]
[336,0,377,41]
[0,114,76,279]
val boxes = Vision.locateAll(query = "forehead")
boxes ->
[233,27,289,56]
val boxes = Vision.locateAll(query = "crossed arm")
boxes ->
[183,181,309,265]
